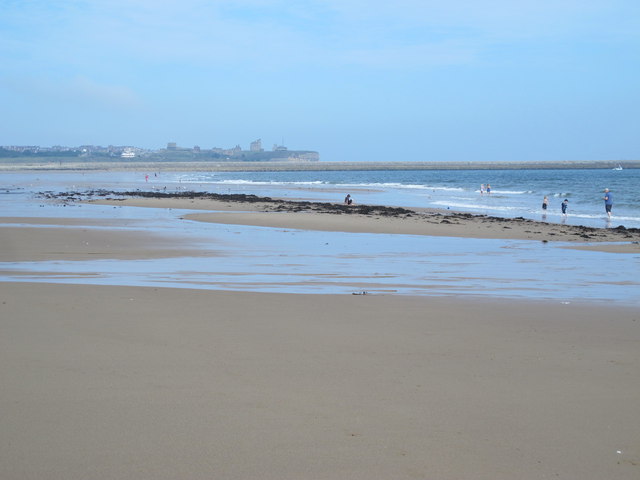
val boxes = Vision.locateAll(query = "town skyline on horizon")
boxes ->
[1,139,309,153]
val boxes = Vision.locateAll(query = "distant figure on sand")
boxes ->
[486,184,491,194]
[603,188,613,219]
[344,194,353,205]
[542,196,548,211]
[561,199,569,217]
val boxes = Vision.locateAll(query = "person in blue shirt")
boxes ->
[561,199,569,217]
[603,188,613,219]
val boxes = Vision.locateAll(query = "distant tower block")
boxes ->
[250,139,263,152]
[167,142,177,150]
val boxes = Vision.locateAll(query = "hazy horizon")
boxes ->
[2,1,639,163]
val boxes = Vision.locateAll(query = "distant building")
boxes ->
[121,149,136,158]
[3,145,39,152]
[223,145,242,156]
[193,145,201,153]
[167,142,177,150]
[272,144,288,151]
[250,139,263,152]
[79,144,103,153]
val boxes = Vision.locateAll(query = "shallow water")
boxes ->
[1,173,638,306]
[6,223,638,304]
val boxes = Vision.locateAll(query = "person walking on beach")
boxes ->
[561,198,569,217]
[603,188,613,219]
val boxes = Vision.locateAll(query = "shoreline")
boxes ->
[70,190,640,252]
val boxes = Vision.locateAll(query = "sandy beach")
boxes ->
[1,190,639,479]
[1,282,639,480]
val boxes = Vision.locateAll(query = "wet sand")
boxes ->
[0,220,210,262]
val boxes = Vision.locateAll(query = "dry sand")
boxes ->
[1,283,639,480]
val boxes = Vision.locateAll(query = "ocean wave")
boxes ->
[431,201,524,212]
[219,179,326,186]
[352,183,464,192]
[172,177,468,191]
[487,190,530,195]
[562,212,640,223]
[176,178,327,187]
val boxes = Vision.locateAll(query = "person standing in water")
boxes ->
[603,188,613,219]
[542,196,549,220]
[561,198,569,217]
[486,184,491,194]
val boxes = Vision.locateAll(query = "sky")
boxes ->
[1,0,639,162]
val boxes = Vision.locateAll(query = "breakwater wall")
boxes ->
[1,160,638,172]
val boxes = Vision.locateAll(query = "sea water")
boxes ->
[170,168,640,229]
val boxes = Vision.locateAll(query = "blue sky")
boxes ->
[1,0,639,162]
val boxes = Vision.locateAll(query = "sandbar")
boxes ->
[85,194,640,253]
